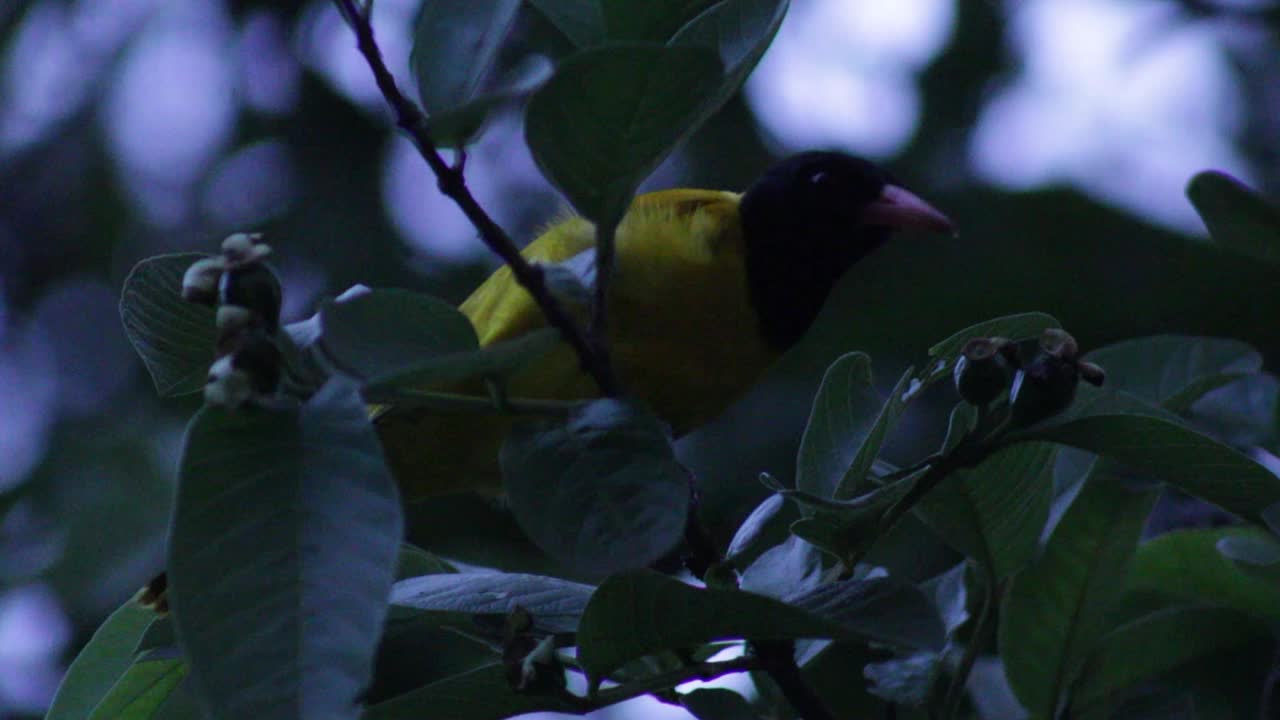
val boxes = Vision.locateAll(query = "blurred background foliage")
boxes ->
[1,0,1279,716]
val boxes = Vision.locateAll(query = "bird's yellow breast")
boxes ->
[379,189,778,497]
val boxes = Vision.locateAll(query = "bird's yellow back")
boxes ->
[379,189,778,497]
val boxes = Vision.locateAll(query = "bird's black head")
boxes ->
[738,151,954,349]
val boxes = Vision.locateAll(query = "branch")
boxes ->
[361,388,579,417]
[332,0,620,397]
[942,567,1000,719]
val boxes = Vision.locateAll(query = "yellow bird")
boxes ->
[376,151,954,498]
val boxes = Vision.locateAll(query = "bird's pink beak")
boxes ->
[858,185,956,235]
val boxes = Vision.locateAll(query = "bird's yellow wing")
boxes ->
[379,188,777,498]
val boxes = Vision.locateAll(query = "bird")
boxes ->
[376,151,954,499]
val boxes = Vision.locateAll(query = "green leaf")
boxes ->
[725,493,785,563]
[47,601,156,720]
[916,409,1056,580]
[525,45,723,225]
[602,0,720,42]
[119,253,216,397]
[787,474,918,565]
[1186,170,1280,265]
[1010,385,1280,526]
[88,652,188,720]
[1084,335,1262,412]
[787,577,946,651]
[679,688,756,720]
[1217,534,1280,576]
[797,354,914,501]
[1127,528,1280,622]
[500,399,689,576]
[999,469,1157,720]
[395,543,457,580]
[168,380,402,719]
[364,664,581,719]
[863,651,940,706]
[391,572,595,633]
[1072,605,1268,714]
[410,0,521,145]
[316,288,480,385]
[921,312,1061,386]
[740,535,824,599]
[668,0,790,119]
[576,571,938,676]
[527,0,605,47]
[423,58,554,148]
[795,352,875,498]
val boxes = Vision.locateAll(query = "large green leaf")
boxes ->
[916,415,1056,580]
[796,354,914,501]
[168,380,402,719]
[500,399,689,576]
[46,601,155,720]
[525,45,723,225]
[527,0,605,47]
[119,253,216,397]
[1084,335,1262,413]
[364,664,582,719]
[1126,528,1280,622]
[391,572,595,633]
[315,288,480,385]
[1186,170,1280,265]
[668,0,789,119]
[601,0,720,42]
[410,0,522,146]
[88,652,188,720]
[999,469,1157,720]
[1072,605,1268,715]
[576,570,939,676]
[1010,385,1280,525]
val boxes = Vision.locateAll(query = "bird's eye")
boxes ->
[808,171,829,186]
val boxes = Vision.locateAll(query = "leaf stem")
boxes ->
[331,0,620,397]
[590,219,620,378]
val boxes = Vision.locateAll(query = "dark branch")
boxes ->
[332,0,620,396]
[754,640,837,720]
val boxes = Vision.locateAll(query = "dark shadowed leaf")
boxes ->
[797,354,914,501]
[395,543,457,580]
[1128,528,1280,622]
[525,45,723,225]
[391,572,595,634]
[46,601,155,720]
[500,399,689,576]
[601,0,720,42]
[1186,170,1280,265]
[576,571,936,676]
[669,0,790,119]
[527,0,605,47]
[410,0,521,146]
[917,406,1056,580]
[740,535,825,599]
[787,576,945,651]
[999,470,1157,720]
[1010,385,1280,525]
[168,380,402,720]
[1084,335,1262,412]
[788,473,918,565]
[119,253,217,397]
[364,664,582,719]
[1072,605,1268,714]
[316,288,479,384]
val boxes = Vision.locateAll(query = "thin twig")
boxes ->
[332,0,619,396]
[590,219,619,369]
[753,640,837,720]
